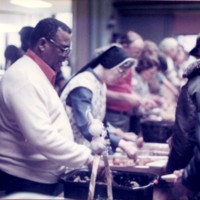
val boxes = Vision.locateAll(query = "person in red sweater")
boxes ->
[106,31,155,133]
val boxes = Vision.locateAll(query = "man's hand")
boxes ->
[87,155,106,180]
[141,98,158,111]
[166,136,172,149]
[90,136,107,155]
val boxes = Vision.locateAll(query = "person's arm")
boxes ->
[68,87,128,156]
[8,82,93,168]
[68,87,139,159]
[67,87,94,141]
[158,72,179,97]
[182,88,200,192]
[182,113,200,192]
[106,89,141,108]
[106,122,141,159]
[166,85,196,173]
[107,89,158,111]
[165,57,181,88]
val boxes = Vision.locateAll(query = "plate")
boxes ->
[161,174,177,182]
[145,159,167,168]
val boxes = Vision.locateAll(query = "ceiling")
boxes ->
[0,0,72,15]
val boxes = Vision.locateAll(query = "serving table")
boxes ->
[109,142,189,200]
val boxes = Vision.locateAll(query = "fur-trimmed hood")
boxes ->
[183,59,200,79]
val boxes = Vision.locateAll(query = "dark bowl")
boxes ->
[140,119,174,143]
[62,168,158,200]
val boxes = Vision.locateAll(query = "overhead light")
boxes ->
[10,0,52,8]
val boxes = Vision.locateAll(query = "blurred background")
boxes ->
[0,0,200,72]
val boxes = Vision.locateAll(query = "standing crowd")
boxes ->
[0,17,200,199]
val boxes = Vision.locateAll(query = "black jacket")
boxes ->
[166,59,200,192]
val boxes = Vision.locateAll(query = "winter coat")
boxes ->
[166,59,200,192]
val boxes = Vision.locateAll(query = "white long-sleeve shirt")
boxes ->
[0,54,92,184]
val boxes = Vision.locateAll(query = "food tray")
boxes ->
[110,159,167,175]
[140,120,174,143]
[108,142,169,175]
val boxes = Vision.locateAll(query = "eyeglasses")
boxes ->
[117,59,137,77]
[46,38,71,55]
[121,60,137,69]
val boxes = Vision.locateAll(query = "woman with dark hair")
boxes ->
[4,45,23,70]
[134,51,162,101]
[142,40,179,102]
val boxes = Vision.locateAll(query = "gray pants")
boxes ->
[106,110,130,132]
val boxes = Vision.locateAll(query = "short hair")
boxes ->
[143,40,159,53]
[19,26,34,52]
[159,37,178,53]
[136,52,160,73]
[30,18,71,47]
[142,40,168,72]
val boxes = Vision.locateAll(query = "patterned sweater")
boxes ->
[61,70,106,147]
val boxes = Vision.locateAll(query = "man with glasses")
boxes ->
[46,38,71,56]
[45,37,72,95]
[0,18,95,197]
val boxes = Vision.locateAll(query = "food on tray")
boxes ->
[109,154,167,167]
[145,159,167,167]
[111,156,135,166]
[136,156,162,166]
[141,142,170,156]
[113,175,141,188]
[109,142,169,168]
[130,180,140,188]
[73,175,90,183]
[71,172,141,189]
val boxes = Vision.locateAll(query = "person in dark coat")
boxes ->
[166,59,200,198]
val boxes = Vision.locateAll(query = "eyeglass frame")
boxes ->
[116,59,138,76]
[46,38,71,55]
